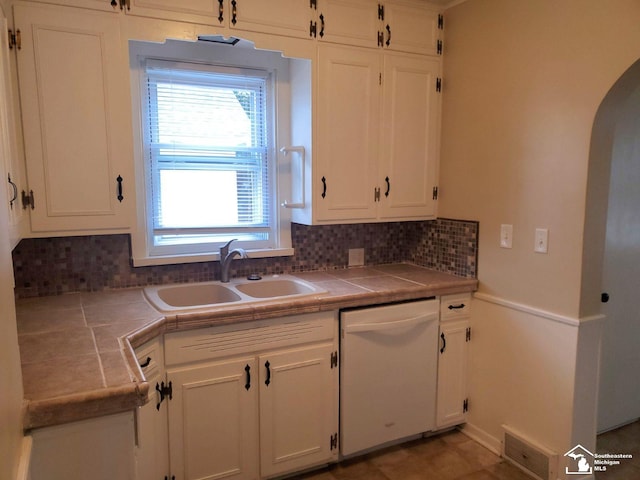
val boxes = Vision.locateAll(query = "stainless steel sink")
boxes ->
[143,275,326,313]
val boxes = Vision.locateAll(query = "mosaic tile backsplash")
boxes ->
[12,218,478,298]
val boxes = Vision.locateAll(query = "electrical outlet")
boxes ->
[500,224,513,249]
[348,248,365,267]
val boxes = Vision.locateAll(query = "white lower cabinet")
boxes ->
[167,356,259,480]
[436,294,471,429]
[259,343,337,478]
[29,412,136,480]
[134,338,169,480]
[164,312,339,480]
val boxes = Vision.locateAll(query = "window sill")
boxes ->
[132,247,295,267]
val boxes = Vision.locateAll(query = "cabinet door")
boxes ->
[127,0,220,24]
[436,319,469,428]
[231,0,312,39]
[316,44,379,222]
[14,3,134,233]
[0,14,26,247]
[317,0,378,48]
[167,357,259,480]
[383,0,441,56]
[378,53,439,220]
[135,339,169,480]
[259,343,338,478]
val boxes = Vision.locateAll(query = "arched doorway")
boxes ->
[584,58,640,433]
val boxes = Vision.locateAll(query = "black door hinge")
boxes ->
[438,14,444,30]
[330,351,338,368]
[466,327,471,342]
[310,0,317,9]
[330,433,338,450]
[437,39,443,55]
[22,189,34,210]
[378,4,385,20]
[436,77,442,93]
[8,28,21,50]
[432,186,439,200]
[310,20,317,38]
[463,398,469,413]
[156,381,172,410]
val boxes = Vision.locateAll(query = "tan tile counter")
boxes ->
[16,264,477,430]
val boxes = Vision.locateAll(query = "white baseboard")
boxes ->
[16,435,32,480]
[459,422,501,456]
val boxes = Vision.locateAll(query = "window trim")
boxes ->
[128,39,294,266]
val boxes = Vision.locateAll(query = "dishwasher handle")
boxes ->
[343,312,437,334]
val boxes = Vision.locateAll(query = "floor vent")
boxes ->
[502,425,557,480]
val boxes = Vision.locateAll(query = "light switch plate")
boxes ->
[500,224,513,249]
[534,228,548,253]
[348,248,365,267]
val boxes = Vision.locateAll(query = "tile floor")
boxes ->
[595,419,640,479]
[292,420,640,480]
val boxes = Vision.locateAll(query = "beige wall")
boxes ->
[440,0,640,463]
[440,0,640,317]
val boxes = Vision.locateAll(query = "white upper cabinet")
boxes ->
[293,43,441,224]
[378,53,440,220]
[224,0,314,39]
[314,44,380,222]
[316,0,443,55]
[14,3,135,234]
[0,13,27,247]
[315,0,379,48]
[382,0,442,55]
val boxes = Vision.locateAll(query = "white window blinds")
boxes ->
[143,60,272,251]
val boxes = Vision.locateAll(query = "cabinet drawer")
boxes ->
[440,293,471,321]
[165,311,337,366]
[135,339,163,381]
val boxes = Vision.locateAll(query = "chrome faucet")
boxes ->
[219,239,248,283]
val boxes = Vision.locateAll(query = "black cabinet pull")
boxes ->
[116,175,124,202]
[385,24,391,46]
[265,361,271,386]
[319,13,325,38]
[218,0,224,23]
[440,332,446,354]
[7,174,17,209]
[245,364,251,390]
[231,0,237,25]
[321,176,327,198]
[601,292,610,303]
[139,356,151,368]
[448,303,466,310]
[385,176,390,197]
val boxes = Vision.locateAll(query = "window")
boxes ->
[143,60,274,256]
[129,39,305,266]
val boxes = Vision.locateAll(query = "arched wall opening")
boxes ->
[582,58,640,432]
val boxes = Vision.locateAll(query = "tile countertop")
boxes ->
[15,264,477,431]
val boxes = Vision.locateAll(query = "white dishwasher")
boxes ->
[340,298,439,456]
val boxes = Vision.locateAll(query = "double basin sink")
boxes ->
[144,275,327,313]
